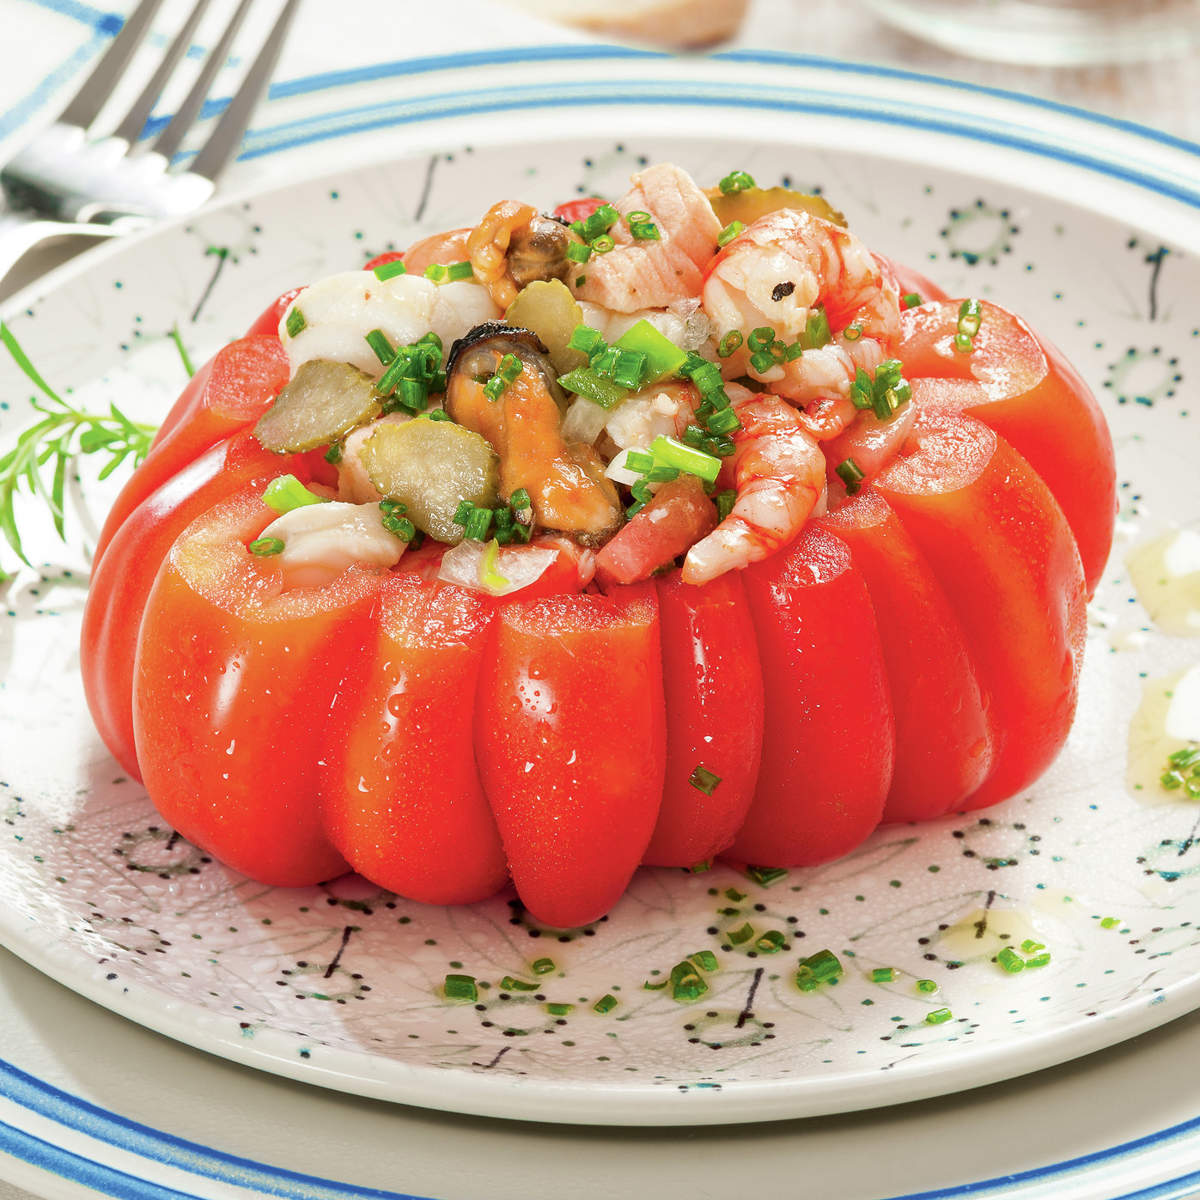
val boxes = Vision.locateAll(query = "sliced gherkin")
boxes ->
[359,418,499,544]
[254,360,381,453]
[706,186,847,230]
[505,280,587,375]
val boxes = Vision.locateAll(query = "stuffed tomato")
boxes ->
[82,162,1113,928]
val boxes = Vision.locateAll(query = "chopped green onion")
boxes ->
[725,887,746,901]
[958,297,983,337]
[445,261,474,281]
[284,307,306,338]
[372,258,407,281]
[1099,916,1121,929]
[683,359,724,397]
[1025,951,1052,969]
[500,975,538,992]
[557,366,629,410]
[423,264,448,282]
[424,408,452,422]
[593,993,618,1014]
[953,332,974,353]
[717,220,744,247]
[545,1002,574,1016]
[784,340,805,362]
[718,170,756,194]
[479,538,508,590]
[532,957,556,975]
[575,274,587,288]
[611,348,649,390]
[566,241,592,264]
[643,977,669,991]
[323,441,343,464]
[591,234,616,254]
[871,967,897,983]
[916,979,939,994]
[582,203,621,240]
[755,930,787,954]
[747,327,775,352]
[925,1007,953,1025]
[996,947,1026,973]
[1021,939,1045,952]
[379,501,416,542]
[689,764,722,795]
[569,324,606,357]
[901,291,922,309]
[630,220,660,241]
[650,434,721,484]
[796,949,843,991]
[613,319,688,383]
[263,474,327,514]
[836,457,866,496]
[443,973,477,1002]
[627,209,652,222]
[843,324,863,342]
[510,487,532,513]
[718,330,744,358]
[745,865,787,887]
[249,536,284,556]
[669,959,708,1002]
[688,859,712,874]
[365,328,395,365]
[803,306,831,349]
[727,923,754,945]
[714,489,737,522]
[483,352,523,401]
[749,349,777,374]
[690,949,719,971]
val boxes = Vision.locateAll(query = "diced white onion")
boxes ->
[437,540,557,596]
[561,395,612,445]
[605,447,649,486]
[261,501,404,589]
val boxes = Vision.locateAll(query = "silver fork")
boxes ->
[0,0,299,291]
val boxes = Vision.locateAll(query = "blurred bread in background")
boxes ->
[500,0,750,48]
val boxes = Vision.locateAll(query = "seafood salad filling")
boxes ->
[254,163,915,594]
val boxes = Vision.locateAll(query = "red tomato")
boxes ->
[594,475,716,586]
[324,573,508,905]
[875,412,1087,808]
[243,286,305,339]
[644,571,763,867]
[900,300,1116,596]
[732,527,894,866]
[880,256,949,306]
[96,336,289,563]
[133,487,376,886]
[818,490,993,821]
[474,585,665,927]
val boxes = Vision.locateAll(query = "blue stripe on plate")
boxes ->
[0,28,108,144]
[4,1050,1200,1200]
[21,0,119,32]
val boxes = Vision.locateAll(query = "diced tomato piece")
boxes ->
[475,584,665,927]
[96,336,290,562]
[551,198,606,225]
[732,527,894,866]
[133,487,379,885]
[900,300,1115,595]
[643,571,763,867]
[879,256,949,306]
[243,286,305,339]
[82,434,307,779]
[323,574,507,905]
[875,412,1086,809]
[595,476,716,587]
[818,490,993,821]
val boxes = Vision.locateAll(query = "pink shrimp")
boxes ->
[682,385,827,585]
[702,209,901,439]
[571,163,722,313]
[402,228,472,275]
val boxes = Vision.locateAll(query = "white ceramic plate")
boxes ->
[2,52,1200,1134]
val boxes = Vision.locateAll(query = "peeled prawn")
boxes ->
[682,385,827,585]
[702,209,901,438]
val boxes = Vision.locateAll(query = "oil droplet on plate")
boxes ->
[937,906,1042,963]
[1127,528,1200,636]
[1126,663,1200,802]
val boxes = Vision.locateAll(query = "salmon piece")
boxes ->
[573,163,721,312]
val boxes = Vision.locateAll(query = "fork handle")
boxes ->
[0,209,122,302]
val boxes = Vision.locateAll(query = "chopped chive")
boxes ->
[593,993,618,1013]
[1025,951,1052,968]
[365,328,395,365]
[803,306,831,349]
[916,978,938,994]
[649,434,721,484]
[643,977,669,991]
[566,241,592,264]
[323,441,343,464]
[568,324,606,356]
[372,258,408,281]
[724,887,746,902]
[590,234,616,254]
[870,967,897,983]
[509,487,532,512]
[1099,916,1121,928]
[443,973,477,1002]
[996,947,1026,973]
[446,261,474,281]
[379,502,416,541]
[796,949,843,991]
[581,203,620,240]
[748,349,777,374]
[545,1002,574,1016]
[263,474,327,514]
[717,220,744,247]
[670,959,708,1002]
[745,865,787,887]
[499,975,539,992]
[249,536,284,556]
[689,859,712,874]
[424,264,448,282]
[842,324,863,342]
[718,170,756,194]
[925,1007,953,1025]
[284,307,306,338]
[532,957,556,975]
[953,331,974,353]
[714,489,736,522]
[627,209,652,223]
[836,457,866,496]
[718,330,744,358]
[575,274,587,287]
[1020,939,1045,953]
[755,930,787,954]
[689,764,722,796]
[727,922,754,945]
[690,949,719,972]
[901,291,922,308]
[630,221,660,241]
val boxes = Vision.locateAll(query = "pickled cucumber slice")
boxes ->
[359,418,499,544]
[254,360,381,453]
[505,280,587,375]
[706,186,847,230]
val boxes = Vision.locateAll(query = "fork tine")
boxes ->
[112,0,215,145]
[189,0,300,182]
[57,0,167,130]
[153,0,255,162]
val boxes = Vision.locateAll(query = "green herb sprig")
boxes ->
[1,322,157,571]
